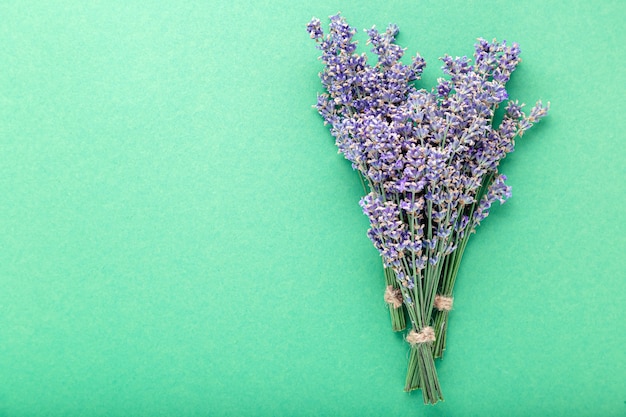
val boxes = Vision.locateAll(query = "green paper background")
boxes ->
[1,1,624,416]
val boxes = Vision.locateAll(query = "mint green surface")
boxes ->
[1,1,624,416]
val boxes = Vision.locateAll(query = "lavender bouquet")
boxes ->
[307,14,548,404]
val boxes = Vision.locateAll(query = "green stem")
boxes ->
[405,343,421,391]
[357,170,368,195]
[383,265,406,332]
[405,342,444,405]
[432,310,449,359]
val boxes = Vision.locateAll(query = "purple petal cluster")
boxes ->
[359,194,409,269]
[308,13,548,299]
[472,173,513,227]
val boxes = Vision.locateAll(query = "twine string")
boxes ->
[434,295,453,312]
[383,285,403,309]
[406,326,436,345]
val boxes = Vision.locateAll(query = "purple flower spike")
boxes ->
[306,17,323,40]
[472,174,512,228]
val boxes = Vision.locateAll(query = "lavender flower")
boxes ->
[306,17,323,40]
[359,193,409,269]
[472,174,512,227]
[308,14,548,404]
[519,100,550,134]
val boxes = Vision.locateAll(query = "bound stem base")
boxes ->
[432,310,450,359]
[404,342,444,405]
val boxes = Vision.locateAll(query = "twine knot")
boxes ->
[406,326,436,345]
[383,286,403,309]
[434,295,453,312]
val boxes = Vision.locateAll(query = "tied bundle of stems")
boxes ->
[307,14,548,405]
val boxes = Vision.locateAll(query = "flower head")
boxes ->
[309,16,548,302]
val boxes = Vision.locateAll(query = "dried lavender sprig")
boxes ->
[309,15,418,331]
[359,150,449,402]
[357,170,407,332]
[356,170,407,331]
[360,179,444,403]
[308,14,462,403]
[433,99,549,358]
